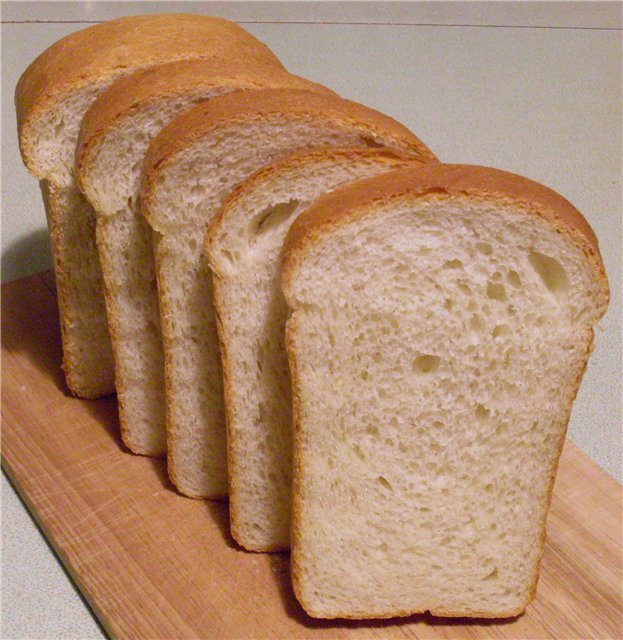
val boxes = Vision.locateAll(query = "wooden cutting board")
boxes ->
[2,271,621,640]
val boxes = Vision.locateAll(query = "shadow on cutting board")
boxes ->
[1,268,67,395]
[1,227,52,285]
[203,499,241,551]
[141,452,241,551]
[0,266,127,455]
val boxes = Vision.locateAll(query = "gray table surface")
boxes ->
[1,2,621,639]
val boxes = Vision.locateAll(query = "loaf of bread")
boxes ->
[76,59,331,457]
[205,148,429,550]
[140,88,436,498]
[281,163,609,618]
[15,14,285,398]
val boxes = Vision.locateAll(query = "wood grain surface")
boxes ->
[2,271,622,640]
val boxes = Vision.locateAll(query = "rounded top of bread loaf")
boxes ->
[141,88,438,190]
[76,59,333,181]
[16,14,284,179]
[282,163,609,312]
[205,146,425,255]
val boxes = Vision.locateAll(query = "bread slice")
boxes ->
[76,60,331,457]
[140,88,436,498]
[281,164,609,619]
[15,14,284,398]
[205,148,428,550]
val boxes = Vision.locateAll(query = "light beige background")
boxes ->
[1,2,621,639]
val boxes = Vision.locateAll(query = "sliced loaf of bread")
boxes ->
[205,148,428,550]
[76,60,331,457]
[15,14,285,398]
[140,89,436,498]
[281,164,609,618]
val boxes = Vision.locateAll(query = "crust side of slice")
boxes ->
[140,89,438,227]
[76,61,333,186]
[282,164,608,310]
[16,14,284,177]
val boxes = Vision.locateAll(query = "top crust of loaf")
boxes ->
[76,60,332,187]
[282,163,609,314]
[15,14,283,177]
[140,89,438,228]
[205,146,425,260]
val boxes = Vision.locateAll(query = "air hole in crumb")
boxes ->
[528,251,569,294]
[487,282,507,301]
[378,542,388,552]
[377,476,393,491]
[444,298,453,311]
[492,271,503,281]
[443,259,463,269]
[483,567,499,581]
[458,283,472,296]
[413,354,440,374]
[353,445,365,461]
[507,270,522,288]
[469,314,485,332]
[254,199,301,236]
[219,249,235,266]
[476,242,493,255]
[492,324,511,339]
[190,184,203,197]
[475,404,490,420]
[484,483,494,493]
[366,425,380,437]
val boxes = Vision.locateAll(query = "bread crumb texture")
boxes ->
[285,169,607,618]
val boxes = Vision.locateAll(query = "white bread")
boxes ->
[15,14,284,398]
[281,164,609,619]
[205,148,428,550]
[76,60,331,457]
[140,88,436,498]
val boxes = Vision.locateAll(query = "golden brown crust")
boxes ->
[282,163,609,315]
[205,147,426,257]
[140,88,438,223]
[76,61,333,186]
[16,14,284,176]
